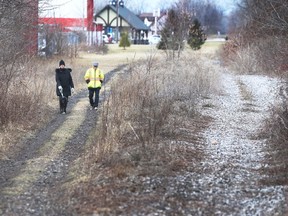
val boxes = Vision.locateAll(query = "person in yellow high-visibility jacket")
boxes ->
[84,62,105,110]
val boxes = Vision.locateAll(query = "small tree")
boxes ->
[187,19,205,50]
[158,8,185,59]
[119,32,130,50]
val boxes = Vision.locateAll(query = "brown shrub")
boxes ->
[260,106,288,186]
[220,35,288,75]
[0,56,86,155]
[87,54,219,173]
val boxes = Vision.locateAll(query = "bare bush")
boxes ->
[0,0,40,127]
[247,0,287,38]
[261,105,288,185]
[0,56,86,157]
[255,36,288,76]
[223,0,288,74]
[88,55,218,169]
[229,45,261,74]
[221,35,288,75]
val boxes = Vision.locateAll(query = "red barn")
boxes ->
[38,0,102,55]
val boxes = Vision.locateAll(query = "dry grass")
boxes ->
[68,42,222,179]
[82,48,220,178]
[219,36,288,76]
[78,44,163,72]
[201,41,226,55]
[227,45,262,74]
[0,41,223,191]
[260,106,288,186]
[0,56,88,158]
[0,41,225,212]
[54,43,222,213]
[0,44,162,157]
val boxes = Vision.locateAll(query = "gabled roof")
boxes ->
[138,13,154,22]
[138,11,167,22]
[95,4,149,31]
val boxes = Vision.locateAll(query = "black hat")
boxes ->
[59,60,65,66]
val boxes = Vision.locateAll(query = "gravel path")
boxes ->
[71,70,288,216]
[199,72,287,215]
[0,64,287,215]
[0,66,123,215]
[120,71,288,216]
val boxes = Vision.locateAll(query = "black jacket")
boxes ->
[55,68,74,97]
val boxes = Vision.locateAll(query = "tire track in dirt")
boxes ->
[0,65,126,215]
[1,97,87,195]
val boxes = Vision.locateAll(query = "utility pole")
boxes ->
[155,15,158,35]
[111,0,123,42]
[153,8,160,35]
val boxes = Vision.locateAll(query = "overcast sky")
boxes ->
[121,0,239,13]
[216,0,239,13]
[40,0,87,18]
[39,0,239,18]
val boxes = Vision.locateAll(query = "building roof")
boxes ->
[138,11,167,22]
[39,18,87,28]
[138,13,155,22]
[95,4,149,31]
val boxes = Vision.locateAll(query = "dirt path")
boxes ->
[0,61,287,215]
[70,69,287,216]
[0,66,123,215]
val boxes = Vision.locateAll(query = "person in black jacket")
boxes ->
[55,60,74,114]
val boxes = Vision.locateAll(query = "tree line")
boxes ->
[224,0,288,74]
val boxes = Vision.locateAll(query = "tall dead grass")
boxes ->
[220,36,288,76]
[0,56,86,156]
[87,54,218,172]
[260,105,288,186]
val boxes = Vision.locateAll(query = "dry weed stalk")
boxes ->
[90,55,218,168]
[261,105,288,185]
[0,58,85,152]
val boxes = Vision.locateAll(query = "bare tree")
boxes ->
[225,0,288,73]
[231,0,288,40]
[0,0,38,125]
[202,3,224,34]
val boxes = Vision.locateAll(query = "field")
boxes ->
[76,41,224,72]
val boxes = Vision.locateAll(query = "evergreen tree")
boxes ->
[119,32,130,50]
[187,19,206,50]
[158,9,185,59]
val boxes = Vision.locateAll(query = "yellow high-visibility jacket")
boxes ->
[84,67,104,88]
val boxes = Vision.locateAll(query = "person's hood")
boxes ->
[55,68,72,73]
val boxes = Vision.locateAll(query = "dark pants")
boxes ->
[59,96,68,113]
[88,87,101,108]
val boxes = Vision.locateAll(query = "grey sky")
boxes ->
[39,0,239,18]
[114,0,239,13]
